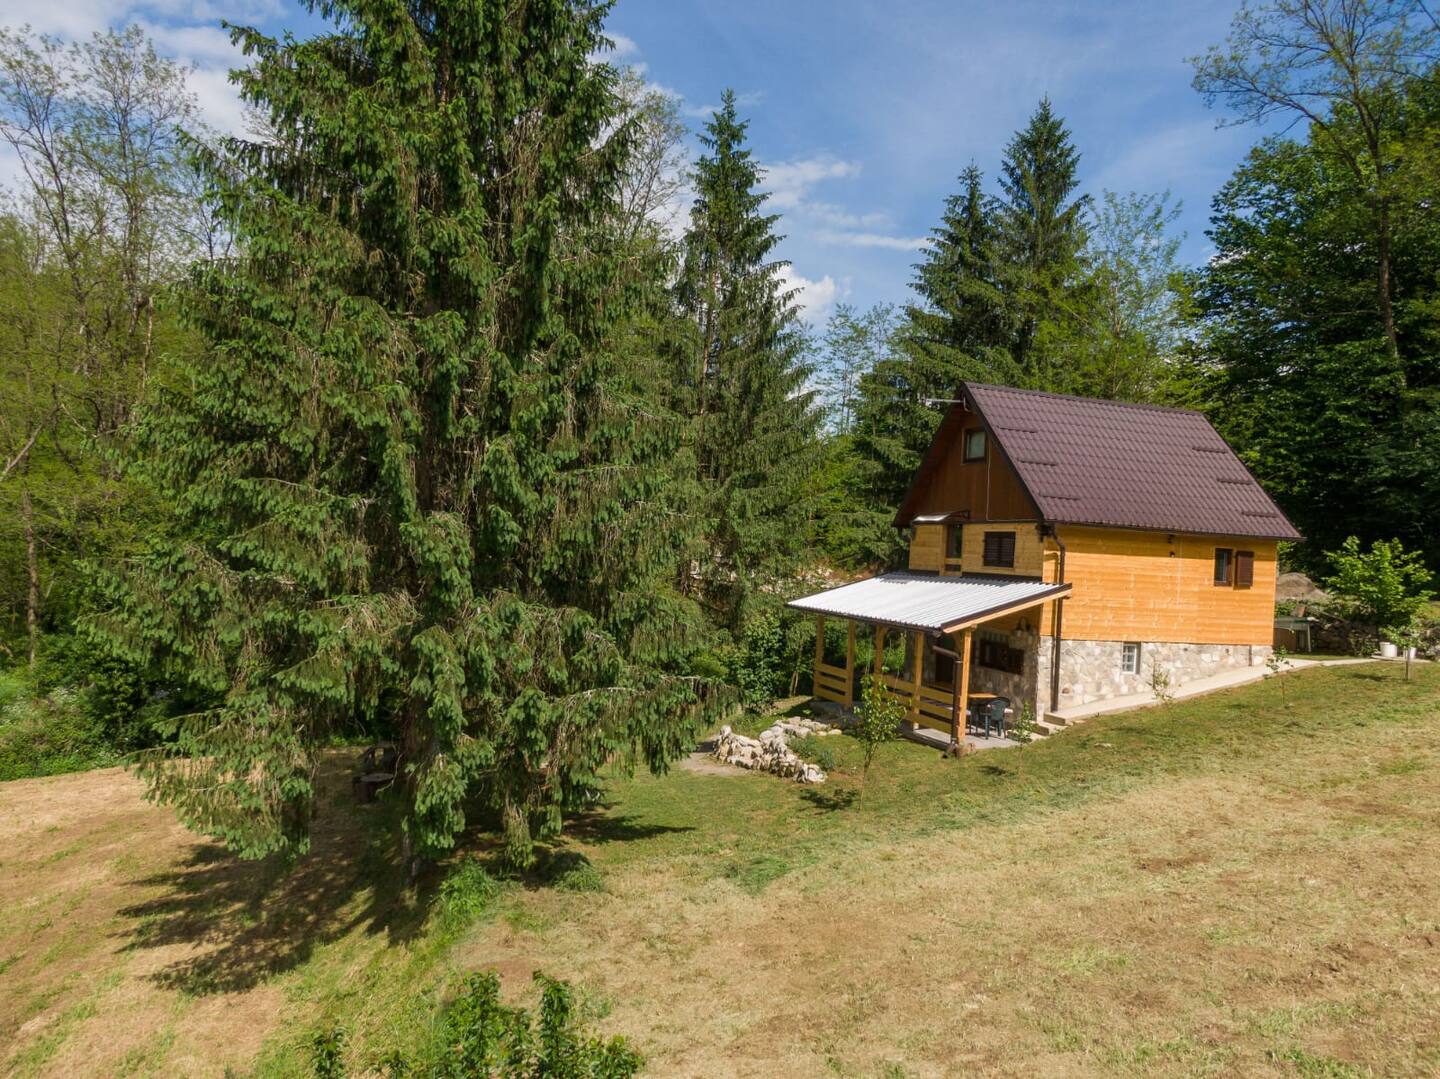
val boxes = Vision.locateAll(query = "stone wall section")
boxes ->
[1044,636,1271,714]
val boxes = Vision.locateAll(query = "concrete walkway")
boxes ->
[1048,656,1379,725]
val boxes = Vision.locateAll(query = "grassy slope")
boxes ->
[3,663,1439,1077]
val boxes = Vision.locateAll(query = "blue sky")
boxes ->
[7,0,1263,324]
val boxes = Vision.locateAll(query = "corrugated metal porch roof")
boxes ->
[787,572,1070,635]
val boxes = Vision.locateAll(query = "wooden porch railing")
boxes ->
[811,618,857,707]
[811,619,975,752]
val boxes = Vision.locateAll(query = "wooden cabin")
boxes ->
[788,382,1300,747]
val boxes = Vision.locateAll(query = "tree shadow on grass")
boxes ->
[115,753,430,996]
[798,785,858,813]
[561,808,693,846]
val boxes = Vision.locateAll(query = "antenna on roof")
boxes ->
[921,397,966,407]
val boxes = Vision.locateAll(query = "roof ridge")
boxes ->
[963,381,1204,417]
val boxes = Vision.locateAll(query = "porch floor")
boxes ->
[810,700,1022,751]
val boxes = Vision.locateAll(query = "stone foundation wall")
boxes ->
[968,627,1042,722]
[1042,637,1270,714]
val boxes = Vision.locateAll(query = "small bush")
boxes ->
[435,858,503,934]
[853,674,903,793]
[555,861,606,894]
[1323,536,1434,636]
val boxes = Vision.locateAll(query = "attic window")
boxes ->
[963,428,987,462]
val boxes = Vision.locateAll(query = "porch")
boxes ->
[788,572,1071,753]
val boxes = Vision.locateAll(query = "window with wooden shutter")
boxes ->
[1214,547,1233,585]
[983,531,1015,568]
[1234,549,1255,589]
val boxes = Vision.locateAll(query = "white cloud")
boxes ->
[604,32,640,59]
[779,265,844,325]
[0,2,254,137]
[760,155,861,210]
[814,229,930,251]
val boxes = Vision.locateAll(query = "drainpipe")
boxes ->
[1046,524,1067,715]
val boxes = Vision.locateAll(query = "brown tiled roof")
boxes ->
[898,382,1301,541]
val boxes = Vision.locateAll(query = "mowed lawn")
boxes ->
[3,663,1439,1078]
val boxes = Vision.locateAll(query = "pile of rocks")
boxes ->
[710,716,841,784]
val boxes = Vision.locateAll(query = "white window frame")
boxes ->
[1121,642,1142,675]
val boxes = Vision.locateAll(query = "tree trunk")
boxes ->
[22,484,39,670]
[1376,198,1400,364]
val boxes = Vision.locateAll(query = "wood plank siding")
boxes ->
[903,415,1037,523]
[1047,527,1277,646]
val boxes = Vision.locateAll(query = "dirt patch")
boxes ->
[0,756,386,1078]
[676,751,747,777]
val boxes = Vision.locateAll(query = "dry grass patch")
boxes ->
[2,663,1438,1077]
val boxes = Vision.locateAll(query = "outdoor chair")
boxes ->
[972,697,1009,738]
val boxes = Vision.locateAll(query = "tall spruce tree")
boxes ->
[849,100,1093,536]
[89,0,724,872]
[993,96,1091,389]
[853,164,1006,521]
[673,91,820,632]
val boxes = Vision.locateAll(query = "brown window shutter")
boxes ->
[983,531,1015,568]
[1235,550,1254,589]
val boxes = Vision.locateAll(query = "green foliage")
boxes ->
[853,673,903,790]
[0,28,206,666]
[1323,537,1435,634]
[87,0,728,871]
[435,858,504,936]
[431,972,641,1078]
[1008,702,1040,745]
[714,606,818,708]
[672,90,823,631]
[0,678,118,780]
[1147,664,1176,707]
[791,734,838,773]
[1188,8,1440,569]
[311,1028,346,1079]
[312,971,640,1078]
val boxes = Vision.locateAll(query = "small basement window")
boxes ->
[983,530,1016,568]
[1121,642,1142,675]
[963,428,987,462]
[1214,547,1233,585]
[946,524,964,560]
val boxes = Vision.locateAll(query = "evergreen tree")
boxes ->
[673,91,820,632]
[993,96,1091,389]
[848,100,1096,540]
[89,0,724,872]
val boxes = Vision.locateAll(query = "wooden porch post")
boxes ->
[873,625,885,679]
[845,620,857,706]
[814,615,825,695]
[910,630,923,725]
[949,626,974,757]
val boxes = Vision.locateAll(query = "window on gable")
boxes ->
[983,531,1015,568]
[1214,547,1233,586]
[1121,642,1142,675]
[963,428,987,462]
[946,524,964,561]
